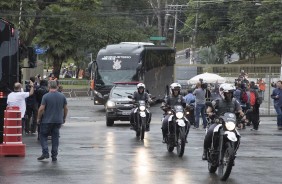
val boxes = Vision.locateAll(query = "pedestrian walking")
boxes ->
[35,79,49,140]
[193,82,207,129]
[7,81,34,132]
[37,80,68,161]
[271,81,282,130]
[247,81,261,131]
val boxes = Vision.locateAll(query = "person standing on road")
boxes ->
[271,81,282,130]
[257,78,266,100]
[193,82,207,129]
[37,80,68,161]
[7,81,34,132]
[25,76,39,134]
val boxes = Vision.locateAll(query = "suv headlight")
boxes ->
[225,121,236,131]
[94,90,103,98]
[139,105,146,111]
[106,101,115,108]
[176,112,184,119]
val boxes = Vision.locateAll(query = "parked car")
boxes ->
[105,84,136,126]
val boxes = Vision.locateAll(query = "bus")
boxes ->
[0,18,20,143]
[88,42,176,105]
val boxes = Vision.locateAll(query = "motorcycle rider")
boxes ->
[161,83,188,143]
[129,83,151,131]
[202,83,245,160]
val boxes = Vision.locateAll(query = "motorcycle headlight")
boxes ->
[139,105,146,111]
[225,121,236,131]
[176,112,184,119]
[106,101,115,108]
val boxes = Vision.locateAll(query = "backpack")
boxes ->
[240,91,248,104]
[249,91,256,106]
[36,86,49,104]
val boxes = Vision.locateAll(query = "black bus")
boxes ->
[88,42,175,105]
[0,18,20,143]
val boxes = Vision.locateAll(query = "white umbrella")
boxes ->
[188,72,226,84]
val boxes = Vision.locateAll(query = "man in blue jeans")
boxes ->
[193,82,207,129]
[271,81,282,130]
[37,80,68,161]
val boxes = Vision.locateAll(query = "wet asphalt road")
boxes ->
[0,97,282,184]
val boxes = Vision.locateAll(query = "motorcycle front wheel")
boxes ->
[208,161,217,173]
[176,127,186,157]
[218,141,235,181]
[140,118,146,140]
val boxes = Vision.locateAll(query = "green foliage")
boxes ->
[183,0,282,65]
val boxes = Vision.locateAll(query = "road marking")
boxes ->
[70,117,90,119]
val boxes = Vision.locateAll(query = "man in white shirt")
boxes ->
[7,81,34,133]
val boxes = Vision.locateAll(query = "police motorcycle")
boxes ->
[128,96,151,140]
[185,100,195,126]
[161,105,190,157]
[206,112,241,181]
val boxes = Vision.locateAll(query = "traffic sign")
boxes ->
[149,36,166,41]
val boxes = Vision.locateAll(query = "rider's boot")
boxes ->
[202,148,208,160]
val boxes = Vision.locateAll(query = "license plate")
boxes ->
[122,111,130,115]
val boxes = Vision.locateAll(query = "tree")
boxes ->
[255,1,282,78]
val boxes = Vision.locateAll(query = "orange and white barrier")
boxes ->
[0,106,25,156]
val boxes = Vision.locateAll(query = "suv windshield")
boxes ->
[111,86,135,98]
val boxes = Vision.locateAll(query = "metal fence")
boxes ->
[174,64,281,116]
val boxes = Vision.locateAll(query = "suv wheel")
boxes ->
[106,117,114,126]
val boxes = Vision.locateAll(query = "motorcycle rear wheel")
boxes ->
[218,142,235,181]
[177,127,186,157]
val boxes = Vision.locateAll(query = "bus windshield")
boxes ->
[97,70,137,86]
[96,50,142,86]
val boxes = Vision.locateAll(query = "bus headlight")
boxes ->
[106,101,115,108]
[225,121,236,131]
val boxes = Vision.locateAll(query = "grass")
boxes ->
[233,54,281,64]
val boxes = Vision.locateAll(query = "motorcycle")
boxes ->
[206,112,241,181]
[128,96,150,140]
[185,103,195,126]
[161,105,190,157]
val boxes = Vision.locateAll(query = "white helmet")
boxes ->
[219,83,235,101]
[219,83,235,93]
[137,83,145,89]
[170,83,181,95]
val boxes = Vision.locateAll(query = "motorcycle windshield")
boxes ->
[173,105,183,112]
[138,100,146,106]
[222,112,236,122]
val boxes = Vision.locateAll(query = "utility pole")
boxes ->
[167,4,189,49]
[18,0,23,40]
[172,9,177,48]
[190,1,199,65]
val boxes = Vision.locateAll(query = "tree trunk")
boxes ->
[52,55,63,79]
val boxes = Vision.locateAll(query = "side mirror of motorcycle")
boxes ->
[128,95,133,99]
[159,98,165,103]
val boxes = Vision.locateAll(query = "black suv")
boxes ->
[105,84,136,126]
